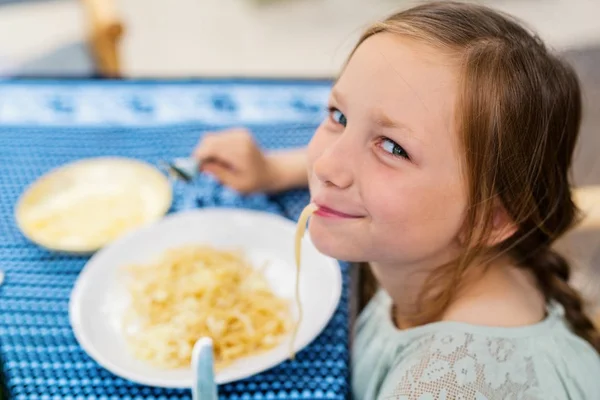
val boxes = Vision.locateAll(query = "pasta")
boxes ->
[21,186,147,249]
[291,203,318,357]
[17,159,170,251]
[121,203,318,369]
[121,245,292,369]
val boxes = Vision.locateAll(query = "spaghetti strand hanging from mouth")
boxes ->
[291,203,318,359]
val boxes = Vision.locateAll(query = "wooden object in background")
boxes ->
[571,185,600,328]
[81,0,124,77]
[573,185,600,232]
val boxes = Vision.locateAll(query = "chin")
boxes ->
[307,220,365,262]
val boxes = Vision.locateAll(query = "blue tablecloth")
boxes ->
[0,79,352,400]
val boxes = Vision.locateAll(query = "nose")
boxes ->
[312,134,354,190]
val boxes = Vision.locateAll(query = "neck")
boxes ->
[369,260,438,329]
[368,244,463,329]
[370,254,546,330]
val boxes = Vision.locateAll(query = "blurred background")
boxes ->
[0,0,599,307]
[0,0,599,79]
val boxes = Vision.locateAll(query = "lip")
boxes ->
[313,203,363,219]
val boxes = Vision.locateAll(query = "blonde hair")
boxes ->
[354,1,600,351]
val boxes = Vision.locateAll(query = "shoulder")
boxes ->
[356,295,600,399]
[377,330,548,400]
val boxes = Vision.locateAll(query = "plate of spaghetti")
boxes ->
[69,206,341,388]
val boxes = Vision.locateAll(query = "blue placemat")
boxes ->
[0,80,351,400]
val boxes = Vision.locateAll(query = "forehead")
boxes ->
[335,33,459,142]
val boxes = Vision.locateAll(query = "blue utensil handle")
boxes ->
[192,337,218,400]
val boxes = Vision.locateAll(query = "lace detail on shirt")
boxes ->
[384,332,546,400]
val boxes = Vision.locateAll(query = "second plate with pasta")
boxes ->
[68,208,342,388]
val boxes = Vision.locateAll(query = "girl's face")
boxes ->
[307,33,468,271]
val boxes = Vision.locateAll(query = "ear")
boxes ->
[487,199,518,247]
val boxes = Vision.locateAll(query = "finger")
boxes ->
[201,162,238,187]
[194,135,244,168]
[194,129,250,155]
[194,130,258,177]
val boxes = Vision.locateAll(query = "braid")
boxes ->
[528,247,600,352]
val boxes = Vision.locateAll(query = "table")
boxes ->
[0,79,352,399]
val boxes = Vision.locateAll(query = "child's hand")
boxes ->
[193,128,274,194]
[193,128,309,194]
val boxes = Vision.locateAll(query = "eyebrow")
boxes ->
[371,110,406,130]
[330,87,414,133]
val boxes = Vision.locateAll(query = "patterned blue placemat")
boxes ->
[0,80,351,400]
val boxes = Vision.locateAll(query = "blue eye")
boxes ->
[328,107,347,127]
[380,138,409,160]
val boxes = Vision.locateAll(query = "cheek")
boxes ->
[364,172,466,248]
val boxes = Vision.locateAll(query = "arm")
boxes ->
[193,128,309,194]
[264,148,308,193]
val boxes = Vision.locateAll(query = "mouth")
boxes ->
[313,203,363,219]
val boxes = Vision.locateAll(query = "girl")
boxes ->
[194,2,600,398]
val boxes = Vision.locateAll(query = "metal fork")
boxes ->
[159,158,200,183]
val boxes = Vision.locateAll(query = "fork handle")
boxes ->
[192,337,218,400]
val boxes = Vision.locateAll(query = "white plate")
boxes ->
[69,208,342,388]
[15,157,172,254]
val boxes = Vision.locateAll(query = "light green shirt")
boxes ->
[352,290,600,399]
